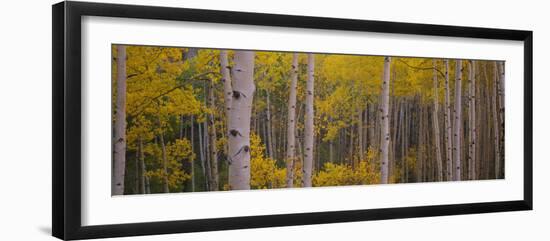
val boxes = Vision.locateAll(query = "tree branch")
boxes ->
[129,71,219,117]
[396,59,446,78]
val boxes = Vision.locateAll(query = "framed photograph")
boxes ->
[52,1,533,240]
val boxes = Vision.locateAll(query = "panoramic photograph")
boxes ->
[111,45,505,195]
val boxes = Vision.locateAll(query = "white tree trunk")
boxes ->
[286,53,298,188]
[190,115,195,192]
[358,109,364,161]
[432,59,443,181]
[220,50,233,180]
[497,61,505,178]
[228,51,255,190]
[493,61,501,179]
[380,57,391,184]
[197,121,208,190]
[468,60,477,180]
[266,90,274,159]
[159,125,169,193]
[139,137,146,194]
[443,59,453,181]
[208,79,219,190]
[453,60,463,181]
[303,53,315,187]
[220,50,233,118]
[113,45,127,195]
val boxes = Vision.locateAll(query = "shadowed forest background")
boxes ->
[111,45,505,195]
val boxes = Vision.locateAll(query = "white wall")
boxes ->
[0,0,547,240]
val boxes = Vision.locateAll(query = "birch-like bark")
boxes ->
[468,60,477,180]
[497,61,505,178]
[208,80,219,190]
[266,90,274,159]
[286,53,298,188]
[183,48,198,61]
[220,50,233,118]
[493,62,501,179]
[349,126,354,165]
[139,137,146,194]
[159,125,169,193]
[432,59,443,181]
[358,109,364,161]
[380,57,391,184]
[190,115,195,192]
[197,120,208,190]
[113,45,127,195]
[443,59,453,181]
[453,60,463,181]
[228,51,255,190]
[220,50,233,181]
[303,53,315,187]
[417,104,424,182]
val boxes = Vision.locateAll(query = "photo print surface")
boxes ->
[111,45,505,195]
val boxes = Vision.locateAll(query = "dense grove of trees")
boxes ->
[111,45,505,195]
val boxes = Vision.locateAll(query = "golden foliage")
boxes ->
[250,133,286,189]
[313,148,380,187]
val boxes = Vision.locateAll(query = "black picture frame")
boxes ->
[52,1,533,240]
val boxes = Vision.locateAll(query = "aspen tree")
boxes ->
[493,62,501,179]
[303,53,315,187]
[497,61,505,178]
[286,53,298,187]
[380,57,391,184]
[443,59,453,181]
[453,60,463,181]
[113,45,127,195]
[468,60,477,180]
[228,51,255,190]
[432,59,443,181]
[208,79,219,190]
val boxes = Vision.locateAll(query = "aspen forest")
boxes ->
[111,45,505,195]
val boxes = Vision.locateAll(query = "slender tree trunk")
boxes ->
[391,99,399,180]
[404,101,409,182]
[286,53,298,187]
[113,45,127,195]
[432,59,443,181]
[364,106,369,152]
[197,120,208,190]
[303,53,315,187]
[228,51,255,190]
[475,62,482,180]
[497,61,505,178]
[368,103,375,151]
[468,60,477,180]
[220,50,233,164]
[221,50,233,111]
[417,104,424,182]
[399,99,407,183]
[358,109,364,160]
[204,106,212,189]
[266,90,274,159]
[453,60,463,181]
[158,122,169,193]
[111,45,126,195]
[139,136,146,194]
[482,64,491,179]
[380,57,391,184]
[190,115,195,192]
[493,62,501,179]
[349,126,354,165]
[208,80,219,190]
[443,59,453,181]
[183,48,198,61]
[145,175,151,194]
